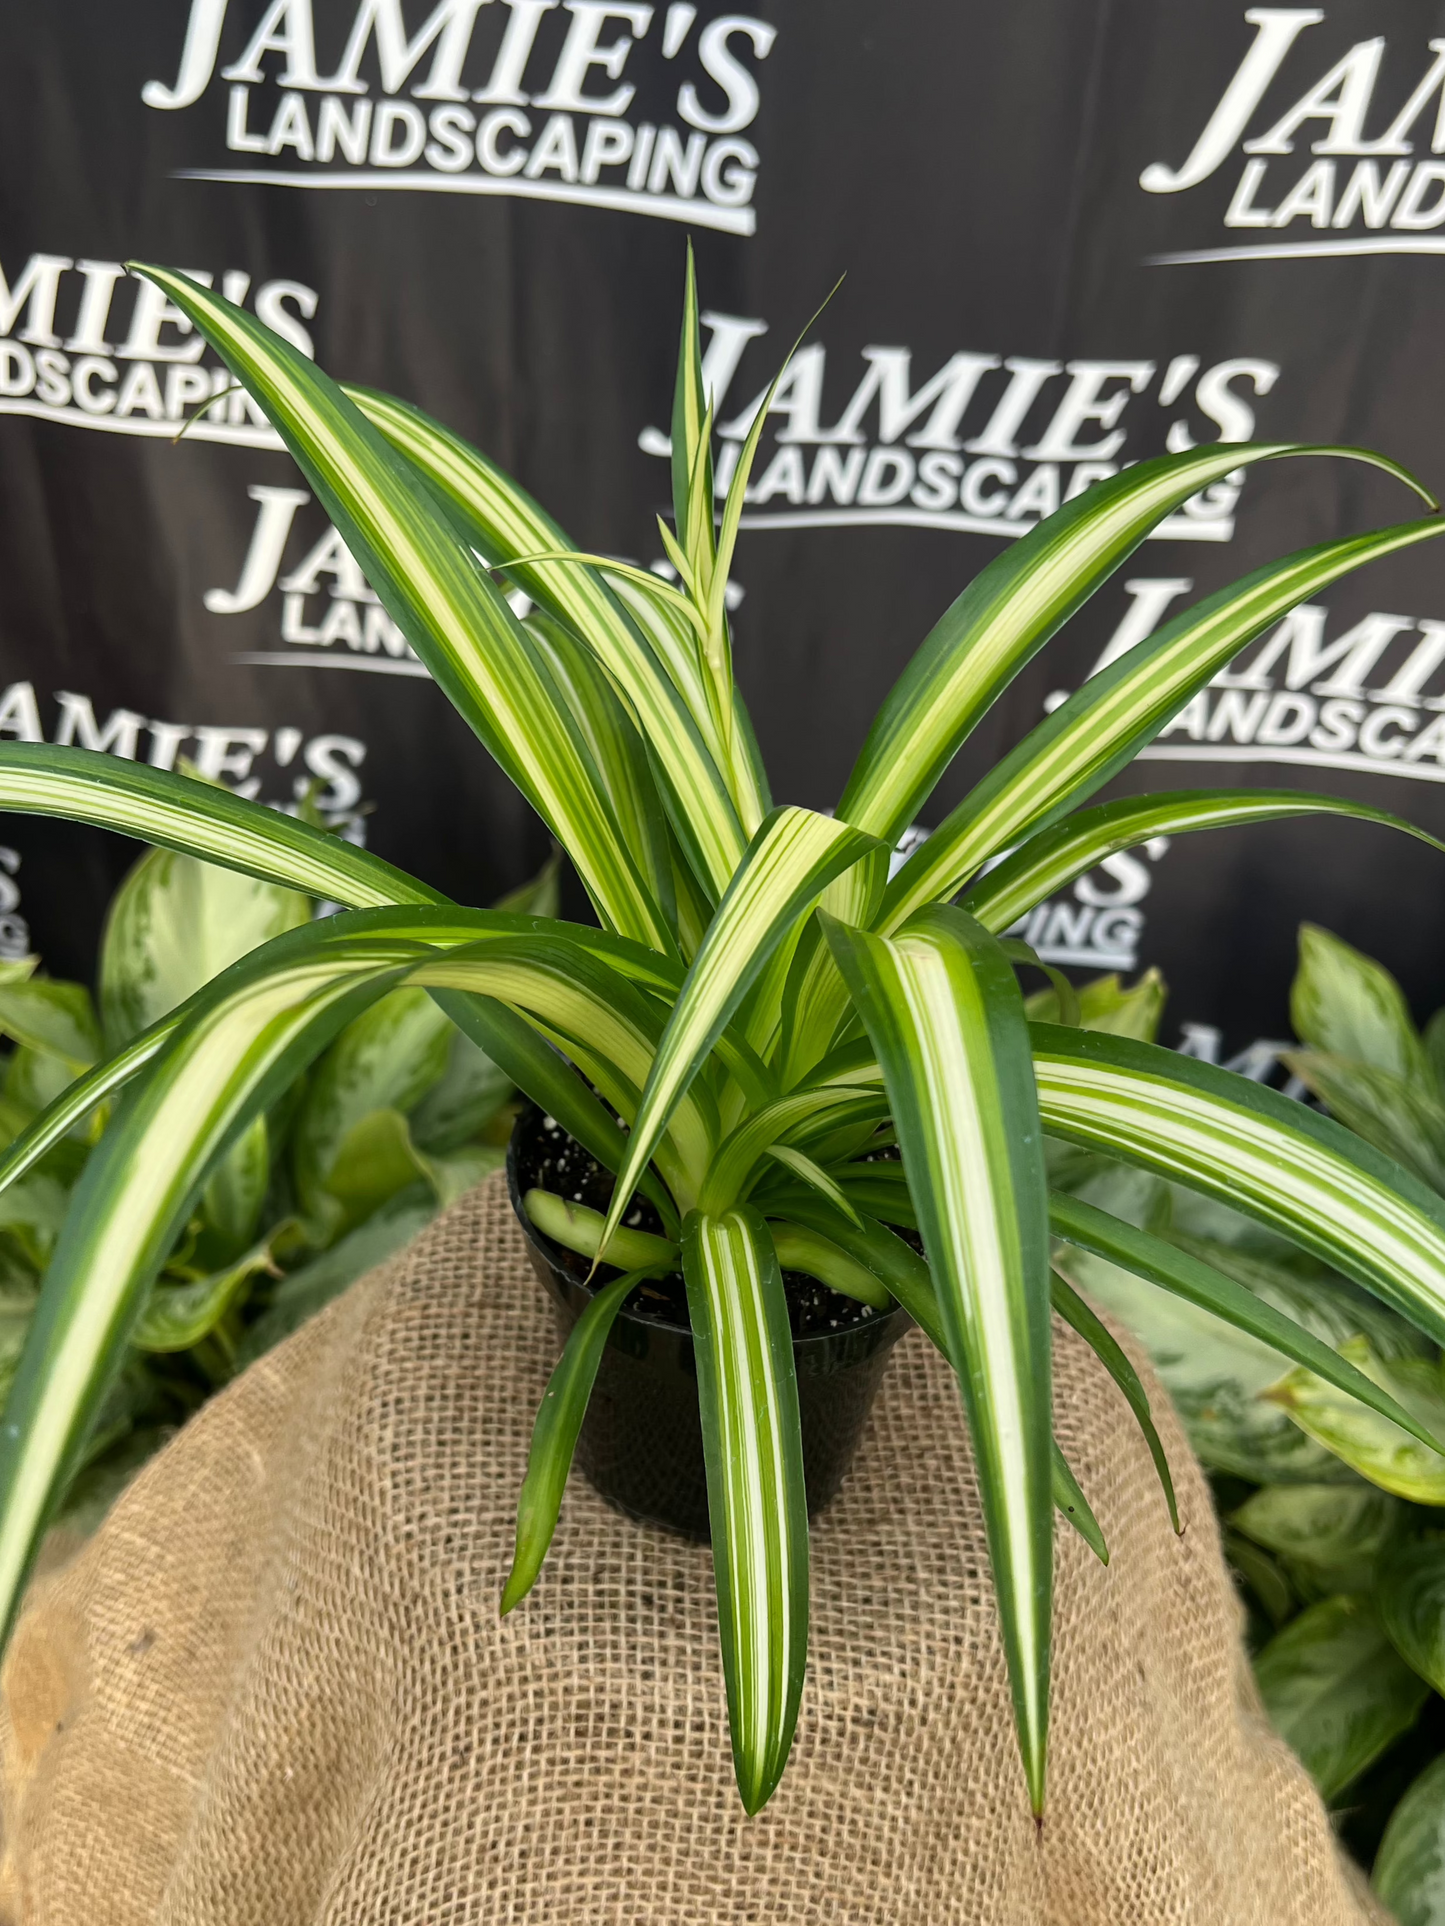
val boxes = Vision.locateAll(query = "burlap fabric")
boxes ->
[0,1173,1386,1924]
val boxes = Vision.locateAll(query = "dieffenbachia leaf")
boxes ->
[202,1109,270,1253]
[882,514,1445,928]
[502,1265,661,1616]
[347,384,750,898]
[683,1205,809,1815]
[101,843,311,1048]
[134,267,670,954]
[0,743,438,908]
[133,1234,279,1352]
[290,986,454,1226]
[0,1018,179,1198]
[1032,1026,1445,1353]
[1291,921,1428,1082]
[837,443,1435,848]
[1255,1595,1428,1803]
[963,790,1445,936]
[1374,1751,1445,1926]
[1047,1190,1445,1458]
[1231,1481,1401,1603]
[1267,1340,1445,1503]
[1281,1050,1445,1193]
[1378,1538,1445,1695]
[1049,1268,1178,1532]
[0,973,99,1074]
[823,902,1052,1813]
[600,808,880,1252]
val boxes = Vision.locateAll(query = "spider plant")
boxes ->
[2,256,1445,1819]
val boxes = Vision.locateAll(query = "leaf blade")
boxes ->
[1034,1025,1445,1353]
[134,267,669,951]
[838,443,1435,846]
[0,743,441,908]
[683,1205,809,1815]
[1047,1190,1445,1457]
[964,789,1445,935]
[884,515,1445,927]
[824,902,1053,1811]
[602,807,880,1246]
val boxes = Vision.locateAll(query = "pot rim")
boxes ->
[506,1108,911,1351]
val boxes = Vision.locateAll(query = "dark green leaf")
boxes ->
[1255,1595,1427,1802]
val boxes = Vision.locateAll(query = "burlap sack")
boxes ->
[0,1172,1387,1924]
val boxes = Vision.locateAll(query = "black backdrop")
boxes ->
[5,0,1445,1067]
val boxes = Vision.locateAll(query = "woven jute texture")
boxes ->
[0,1173,1385,1924]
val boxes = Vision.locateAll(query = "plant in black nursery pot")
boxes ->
[4,253,1445,1818]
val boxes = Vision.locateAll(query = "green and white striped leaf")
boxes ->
[1034,1027,1445,1352]
[134,268,668,952]
[771,1191,943,1344]
[964,790,1445,935]
[410,938,713,1198]
[773,1189,1109,1554]
[823,902,1053,1812]
[525,608,675,918]
[838,443,1434,847]
[1047,1190,1445,1456]
[347,384,749,897]
[430,989,678,1233]
[601,808,880,1247]
[683,1205,808,1815]
[522,1189,678,1273]
[884,515,1445,927]
[0,743,437,908]
[699,1086,883,1216]
[670,243,716,580]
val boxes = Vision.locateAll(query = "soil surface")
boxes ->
[515,1108,893,1336]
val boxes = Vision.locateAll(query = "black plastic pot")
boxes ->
[507,1108,910,1541]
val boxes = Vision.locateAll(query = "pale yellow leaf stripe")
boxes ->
[891,933,1045,1742]
[605,807,878,1229]
[1033,1053,1445,1332]
[693,1211,798,1800]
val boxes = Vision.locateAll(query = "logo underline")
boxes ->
[1147,237,1445,265]
[173,168,754,235]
